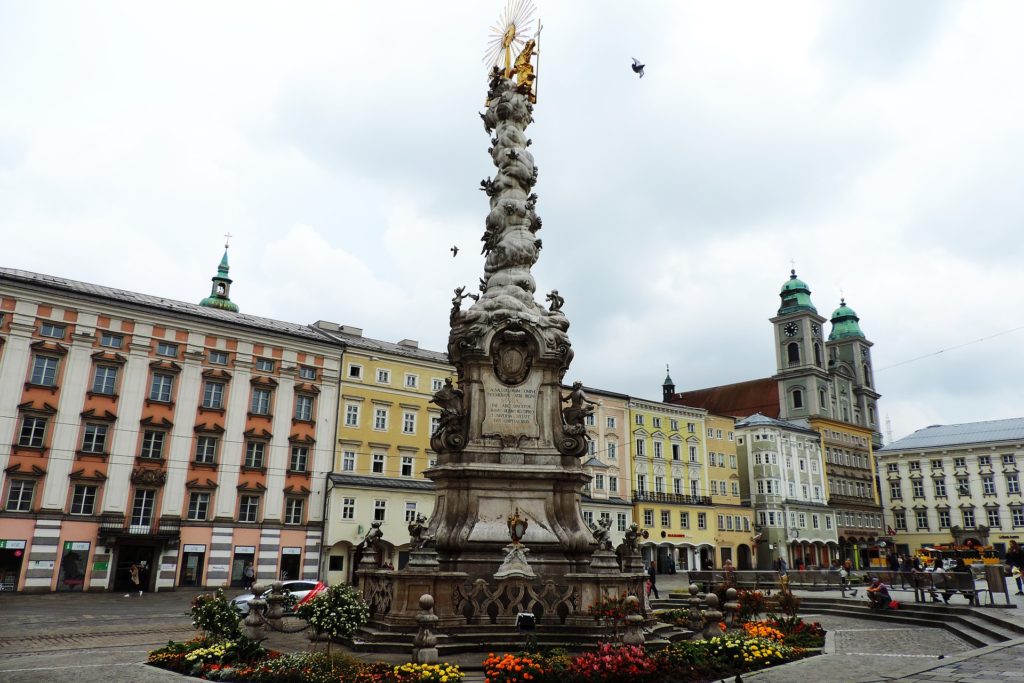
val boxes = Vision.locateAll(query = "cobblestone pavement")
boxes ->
[893,641,1024,682]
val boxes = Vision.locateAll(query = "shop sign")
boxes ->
[160,563,175,571]
[234,546,255,554]
[281,547,301,555]
[93,561,109,571]
[29,560,54,570]
[183,544,207,553]
[998,535,1020,540]
[666,534,686,538]
[0,540,27,550]
[63,541,90,552]
[208,564,229,572]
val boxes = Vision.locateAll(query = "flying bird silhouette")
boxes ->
[450,245,459,257]
[631,57,645,78]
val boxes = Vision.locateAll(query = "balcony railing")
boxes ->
[98,515,180,539]
[632,490,712,506]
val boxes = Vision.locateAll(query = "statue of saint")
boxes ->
[545,289,564,312]
[407,513,433,550]
[513,39,538,102]
[561,381,597,429]
[430,378,465,435]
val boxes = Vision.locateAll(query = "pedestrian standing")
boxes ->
[124,564,141,597]
[243,562,255,591]
[647,560,660,599]
[1006,540,1024,596]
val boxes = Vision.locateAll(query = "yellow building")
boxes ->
[313,322,453,584]
[704,413,756,569]
[628,397,719,571]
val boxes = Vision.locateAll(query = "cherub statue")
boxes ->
[407,513,433,550]
[545,289,564,313]
[561,381,597,429]
[590,516,614,551]
[450,286,479,323]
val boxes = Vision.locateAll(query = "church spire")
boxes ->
[662,364,675,402]
[199,237,239,313]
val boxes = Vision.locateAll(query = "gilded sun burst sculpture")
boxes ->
[483,0,542,102]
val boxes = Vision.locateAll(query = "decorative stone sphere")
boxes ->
[271,581,283,592]
[706,593,720,608]
[689,583,699,596]
[419,594,435,610]
[726,587,738,600]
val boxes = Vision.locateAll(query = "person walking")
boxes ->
[243,562,255,591]
[124,563,141,597]
[1006,540,1024,595]
[647,560,660,599]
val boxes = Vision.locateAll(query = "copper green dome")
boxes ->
[777,269,817,315]
[199,249,239,313]
[828,298,864,340]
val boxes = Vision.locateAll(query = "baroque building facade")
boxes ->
[578,387,634,550]
[313,320,452,585]
[877,418,1024,558]
[669,270,884,568]
[734,413,837,569]
[0,260,340,593]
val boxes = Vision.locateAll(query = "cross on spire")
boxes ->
[224,232,233,249]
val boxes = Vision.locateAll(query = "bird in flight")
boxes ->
[450,245,459,257]
[631,57,645,78]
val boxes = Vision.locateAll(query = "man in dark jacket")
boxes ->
[647,561,660,599]
[1007,541,1024,595]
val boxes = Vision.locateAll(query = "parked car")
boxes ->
[230,580,321,615]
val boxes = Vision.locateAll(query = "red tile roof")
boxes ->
[671,377,780,419]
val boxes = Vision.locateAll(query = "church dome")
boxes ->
[828,299,864,340]
[777,269,817,315]
[199,248,240,313]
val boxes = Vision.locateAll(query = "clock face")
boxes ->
[811,323,821,337]
[783,322,799,337]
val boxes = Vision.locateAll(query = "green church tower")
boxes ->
[199,246,239,313]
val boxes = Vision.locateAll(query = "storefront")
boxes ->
[56,541,91,592]
[279,547,301,580]
[0,539,27,591]
[179,544,207,587]
[230,545,256,587]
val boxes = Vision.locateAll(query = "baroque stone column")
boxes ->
[425,70,595,584]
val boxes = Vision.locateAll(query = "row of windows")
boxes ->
[643,508,710,530]
[343,404,437,434]
[829,478,872,499]
[583,414,618,429]
[758,509,833,531]
[889,454,1018,473]
[633,415,697,433]
[19,415,313,472]
[889,472,1020,500]
[338,450,432,476]
[346,364,444,391]
[836,511,882,529]
[586,440,619,459]
[338,496,420,523]
[634,474,737,498]
[756,478,824,501]
[581,510,631,532]
[892,506,1024,531]
[635,440,699,461]
[2,480,307,524]
[27,356,318,420]
[706,427,734,440]
[589,474,619,493]
[825,448,870,469]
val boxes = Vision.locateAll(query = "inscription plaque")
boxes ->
[482,373,541,438]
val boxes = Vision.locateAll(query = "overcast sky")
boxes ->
[2,1,1022,441]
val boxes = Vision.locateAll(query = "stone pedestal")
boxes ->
[589,549,620,573]
[362,566,468,629]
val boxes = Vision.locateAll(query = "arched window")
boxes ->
[814,343,822,368]
[819,389,827,410]
[792,389,804,409]
[863,365,871,387]
[787,343,800,365]
[216,283,226,295]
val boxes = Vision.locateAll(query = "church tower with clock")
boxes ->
[770,270,830,420]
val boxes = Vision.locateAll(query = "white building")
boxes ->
[735,413,837,568]
[877,418,1024,559]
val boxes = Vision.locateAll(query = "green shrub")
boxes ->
[190,588,243,640]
